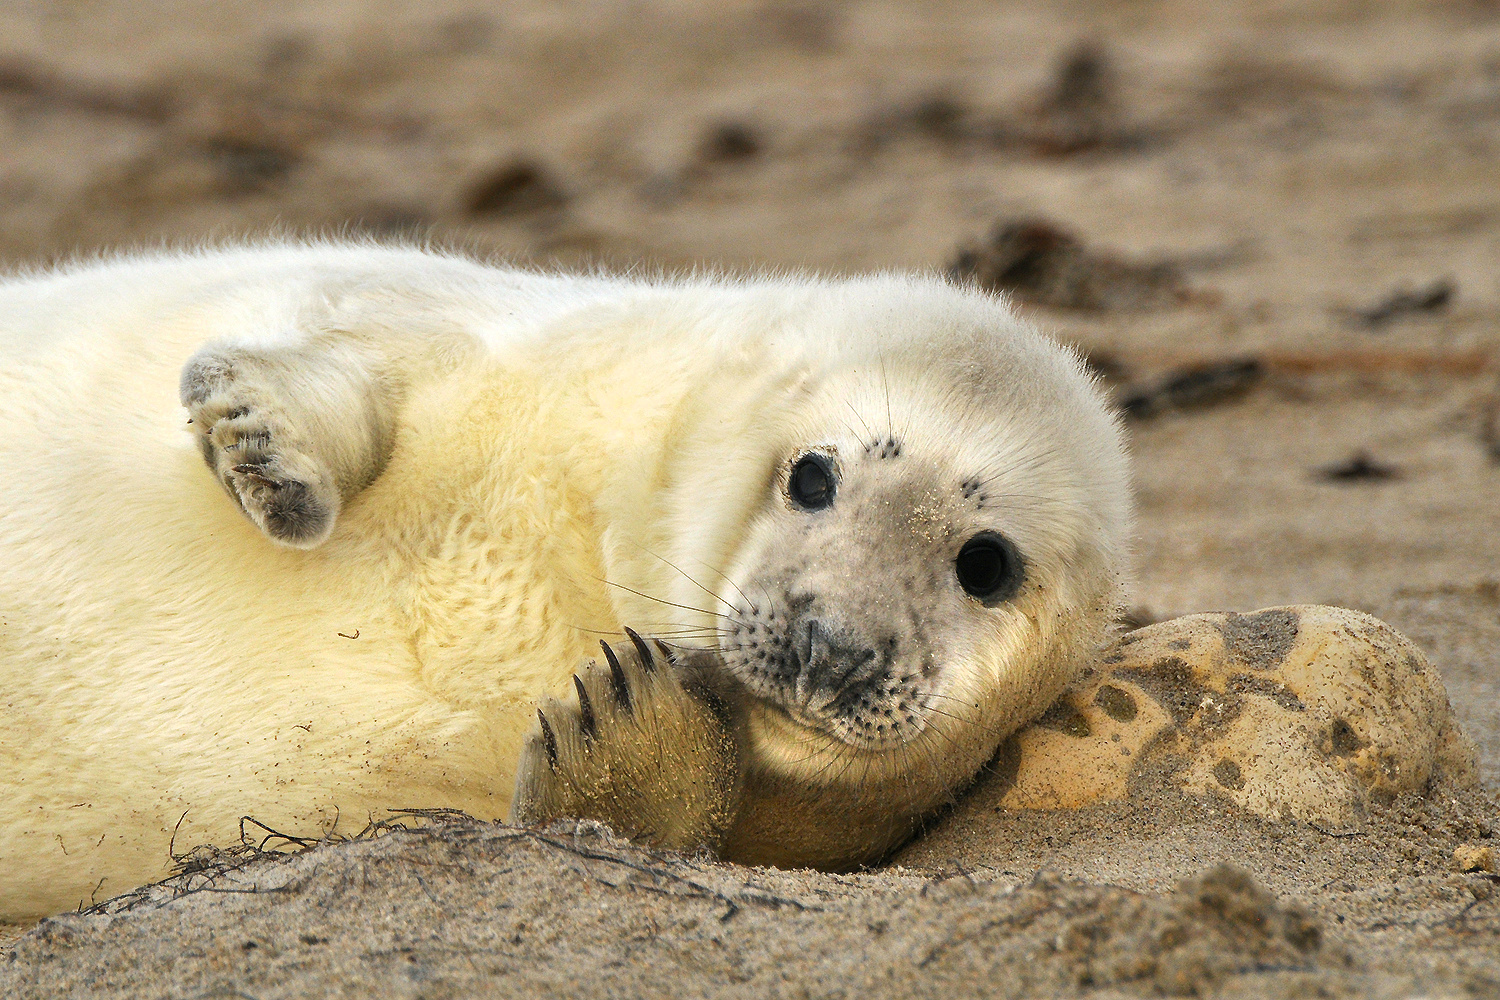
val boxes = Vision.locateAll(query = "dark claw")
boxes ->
[600,641,631,712]
[231,464,283,488]
[537,709,558,769]
[572,675,597,741]
[624,627,656,673]
[654,639,676,665]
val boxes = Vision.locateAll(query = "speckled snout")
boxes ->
[728,589,927,749]
[787,601,899,713]
[722,463,963,750]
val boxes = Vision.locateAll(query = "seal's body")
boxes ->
[0,244,1128,919]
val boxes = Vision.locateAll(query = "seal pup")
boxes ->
[0,242,1128,919]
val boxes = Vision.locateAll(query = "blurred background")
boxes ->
[2,0,1498,774]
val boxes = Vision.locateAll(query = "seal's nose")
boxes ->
[794,617,879,708]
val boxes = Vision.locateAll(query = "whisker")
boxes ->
[678,553,756,613]
[909,710,972,750]
[920,691,985,708]
[563,622,728,644]
[563,623,625,638]
[755,581,777,619]
[598,578,736,624]
[633,544,738,615]
[652,640,722,654]
[633,620,728,635]
[879,356,894,445]
[777,730,835,769]
[894,743,919,837]
[845,400,874,442]
[784,728,857,778]
[916,734,963,810]
[920,704,1012,744]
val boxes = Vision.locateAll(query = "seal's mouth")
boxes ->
[734,670,930,752]
[753,689,830,734]
[743,687,928,755]
[714,595,936,751]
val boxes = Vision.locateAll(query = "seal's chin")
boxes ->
[745,688,920,754]
[756,696,840,742]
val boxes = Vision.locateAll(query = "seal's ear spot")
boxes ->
[788,453,836,510]
[956,531,1025,605]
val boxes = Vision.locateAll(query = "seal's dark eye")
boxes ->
[789,454,836,511]
[956,532,1024,604]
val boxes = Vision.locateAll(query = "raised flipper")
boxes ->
[180,338,398,547]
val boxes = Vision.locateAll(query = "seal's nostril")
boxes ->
[800,618,823,671]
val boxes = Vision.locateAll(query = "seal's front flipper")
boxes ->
[508,632,743,854]
[180,340,396,548]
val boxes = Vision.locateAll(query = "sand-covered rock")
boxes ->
[1001,606,1478,830]
[1454,842,1496,874]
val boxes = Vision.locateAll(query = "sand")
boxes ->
[1,0,1498,995]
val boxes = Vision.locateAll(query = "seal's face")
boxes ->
[695,321,1128,801]
[722,436,1027,752]
[610,281,1129,814]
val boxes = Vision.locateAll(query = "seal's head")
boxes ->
[683,276,1129,813]
[611,274,1128,859]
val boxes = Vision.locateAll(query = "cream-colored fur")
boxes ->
[0,243,1128,918]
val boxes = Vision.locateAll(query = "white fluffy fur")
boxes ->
[0,243,1129,918]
